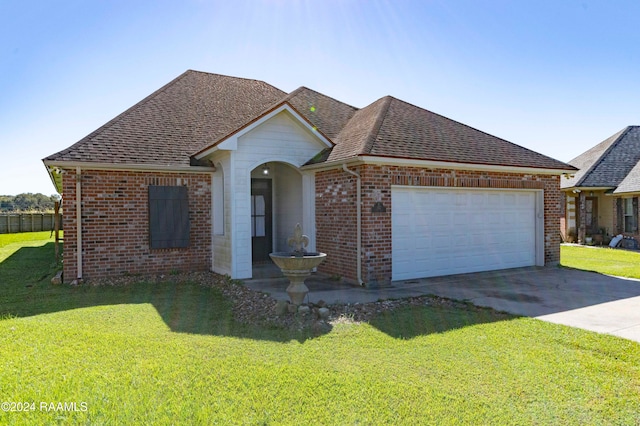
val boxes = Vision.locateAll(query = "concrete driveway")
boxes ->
[246,266,640,343]
[409,267,640,343]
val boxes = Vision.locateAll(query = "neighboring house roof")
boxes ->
[45,69,573,173]
[561,126,640,194]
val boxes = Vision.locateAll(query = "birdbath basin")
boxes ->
[269,252,327,305]
[269,223,327,305]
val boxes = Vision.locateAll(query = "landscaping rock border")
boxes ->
[85,271,506,333]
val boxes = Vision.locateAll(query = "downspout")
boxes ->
[342,164,364,286]
[75,167,83,282]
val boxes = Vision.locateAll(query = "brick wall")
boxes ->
[316,164,563,284]
[62,169,211,282]
[541,174,562,263]
[315,168,358,281]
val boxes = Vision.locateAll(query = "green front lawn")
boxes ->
[1,233,639,424]
[561,244,640,279]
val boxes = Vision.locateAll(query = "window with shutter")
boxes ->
[148,185,190,249]
[624,198,635,233]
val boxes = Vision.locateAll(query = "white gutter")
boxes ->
[561,186,614,192]
[303,155,576,176]
[43,160,215,174]
[342,164,364,286]
[75,167,83,282]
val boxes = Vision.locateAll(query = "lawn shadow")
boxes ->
[2,243,518,343]
[0,243,326,343]
[0,242,60,284]
[368,300,517,340]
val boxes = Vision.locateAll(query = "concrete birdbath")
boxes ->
[269,223,327,305]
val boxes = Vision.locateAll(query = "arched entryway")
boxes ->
[250,162,303,276]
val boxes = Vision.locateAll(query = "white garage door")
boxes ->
[392,187,538,281]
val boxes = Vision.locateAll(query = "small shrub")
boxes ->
[565,227,577,243]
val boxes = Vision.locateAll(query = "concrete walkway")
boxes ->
[244,266,640,343]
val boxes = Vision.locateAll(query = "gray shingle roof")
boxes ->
[616,160,640,194]
[45,70,573,172]
[561,126,640,192]
[283,87,358,141]
[334,96,571,169]
[44,70,286,167]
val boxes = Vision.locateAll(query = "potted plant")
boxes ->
[593,230,604,245]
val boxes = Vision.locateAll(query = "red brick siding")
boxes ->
[542,175,562,263]
[559,216,567,241]
[61,170,211,282]
[315,168,358,281]
[316,165,562,284]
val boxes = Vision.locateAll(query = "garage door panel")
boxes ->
[452,212,469,227]
[455,193,469,206]
[433,192,451,206]
[414,237,431,250]
[518,194,535,207]
[431,212,450,227]
[487,214,502,226]
[470,213,486,226]
[392,187,538,281]
[469,192,485,205]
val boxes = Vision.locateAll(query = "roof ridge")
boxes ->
[186,69,283,91]
[361,96,393,155]
[285,86,359,110]
[281,86,306,103]
[573,126,633,187]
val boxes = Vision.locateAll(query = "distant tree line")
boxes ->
[0,193,60,213]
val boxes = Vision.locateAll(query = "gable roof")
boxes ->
[45,70,573,175]
[561,126,640,193]
[192,86,358,158]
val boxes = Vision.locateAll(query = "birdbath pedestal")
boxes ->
[269,224,327,305]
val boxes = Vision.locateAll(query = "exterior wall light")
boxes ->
[262,163,270,176]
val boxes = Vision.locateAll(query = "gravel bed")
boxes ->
[84,271,499,333]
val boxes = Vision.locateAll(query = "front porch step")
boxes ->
[252,263,284,279]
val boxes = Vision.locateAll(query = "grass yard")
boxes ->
[1,233,640,424]
[561,244,640,279]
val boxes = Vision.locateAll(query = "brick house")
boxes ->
[561,126,640,244]
[44,70,574,285]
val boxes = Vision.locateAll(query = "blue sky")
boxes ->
[2,0,639,195]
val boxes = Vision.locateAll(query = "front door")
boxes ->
[251,179,272,263]
[585,197,598,235]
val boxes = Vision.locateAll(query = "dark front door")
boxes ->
[251,179,272,263]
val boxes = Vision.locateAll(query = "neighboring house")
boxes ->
[561,126,640,244]
[44,70,574,285]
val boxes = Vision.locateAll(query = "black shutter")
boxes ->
[616,198,623,234]
[149,186,190,249]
